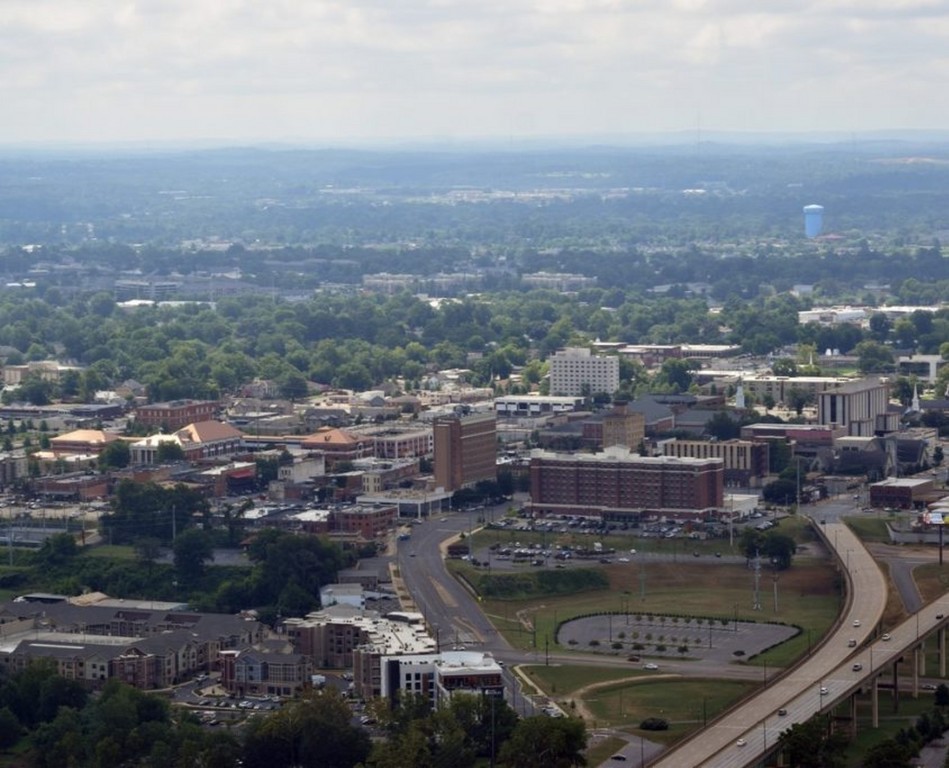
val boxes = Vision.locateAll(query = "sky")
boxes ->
[3,0,949,146]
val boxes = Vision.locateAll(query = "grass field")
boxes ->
[468,558,841,661]
[519,663,758,739]
[843,516,891,543]
[913,561,949,605]
[461,515,888,754]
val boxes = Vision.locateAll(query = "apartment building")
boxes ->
[548,347,620,397]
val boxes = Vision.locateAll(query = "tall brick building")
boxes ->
[528,446,723,520]
[433,412,497,492]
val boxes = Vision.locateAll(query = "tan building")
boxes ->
[49,429,122,455]
[602,402,644,449]
[659,438,770,488]
[301,428,375,468]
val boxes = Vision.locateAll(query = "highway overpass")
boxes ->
[649,519,891,768]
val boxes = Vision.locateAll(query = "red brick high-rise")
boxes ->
[433,412,497,492]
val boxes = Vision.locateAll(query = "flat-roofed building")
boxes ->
[433,412,497,492]
[548,347,619,397]
[817,377,891,437]
[134,399,219,431]
[528,446,723,520]
[870,477,934,510]
[659,438,770,488]
[494,395,587,416]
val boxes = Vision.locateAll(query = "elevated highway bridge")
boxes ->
[648,519,946,768]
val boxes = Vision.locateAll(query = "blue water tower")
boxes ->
[803,204,824,238]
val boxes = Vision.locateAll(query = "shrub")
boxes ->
[640,717,669,731]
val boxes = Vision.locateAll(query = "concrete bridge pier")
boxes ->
[940,627,946,678]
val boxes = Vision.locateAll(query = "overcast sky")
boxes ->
[3,0,949,146]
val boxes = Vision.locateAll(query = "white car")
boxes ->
[852,619,861,627]
[882,633,891,642]
[819,686,828,695]
[618,557,630,563]
[643,663,659,670]
[736,738,747,747]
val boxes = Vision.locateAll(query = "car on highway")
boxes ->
[777,708,788,717]
[847,639,857,647]
[736,739,747,747]
[922,683,937,690]
[852,663,863,671]
[643,663,659,670]
[610,755,627,762]
[882,633,891,641]
[937,614,945,620]
[819,686,829,695]
[852,619,861,627]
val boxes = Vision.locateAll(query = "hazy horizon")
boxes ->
[4,2,949,147]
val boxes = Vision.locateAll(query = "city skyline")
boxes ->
[3,1,949,147]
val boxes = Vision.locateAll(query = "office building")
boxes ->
[817,378,892,437]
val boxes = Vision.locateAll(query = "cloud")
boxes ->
[0,0,948,142]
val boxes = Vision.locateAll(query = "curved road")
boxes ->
[648,518,887,768]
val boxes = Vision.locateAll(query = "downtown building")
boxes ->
[548,347,620,397]
[658,438,770,488]
[433,411,497,492]
[528,446,724,521]
[817,378,895,437]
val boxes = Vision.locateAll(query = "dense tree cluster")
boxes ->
[0,286,945,407]
[0,662,587,768]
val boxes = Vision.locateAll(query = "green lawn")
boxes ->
[522,664,648,696]
[469,559,840,659]
[843,516,892,544]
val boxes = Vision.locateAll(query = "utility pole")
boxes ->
[753,550,762,611]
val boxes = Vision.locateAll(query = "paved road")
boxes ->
[648,518,888,768]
